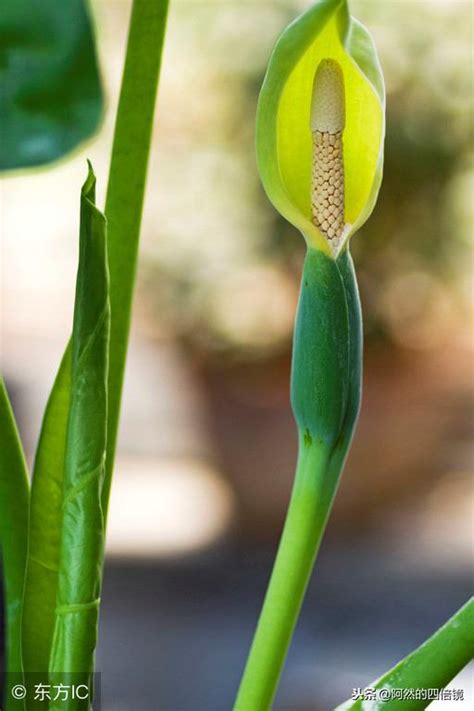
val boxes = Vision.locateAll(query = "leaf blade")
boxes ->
[21,0,171,689]
[47,165,109,703]
[0,380,29,681]
[0,0,103,171]
[334,598,474,711]
[21,350,71,679]
[21,166,109,708]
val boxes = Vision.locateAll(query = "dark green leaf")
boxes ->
[290,249,350,448]
[0,0,102,171]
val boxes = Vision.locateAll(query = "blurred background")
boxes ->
[1,0,473,708]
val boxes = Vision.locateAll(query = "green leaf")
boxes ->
[334,598,474,711]
[0,0,102,171]
[256,0,385,254]
[21,165,109,708]
[47,163,109,705]
[31,0,170,530]
[21,350,71,679]
[22,0,170,693]
[0,380,29,685]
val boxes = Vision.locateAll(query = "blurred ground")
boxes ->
[96,544,472,710]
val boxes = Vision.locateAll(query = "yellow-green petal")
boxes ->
[256,0,385,254]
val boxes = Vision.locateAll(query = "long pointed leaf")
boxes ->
[0,380,29,683]
[25,0,170,532]
[335,598,474,710]
[21,0,169,693]
[47,164,109,706]
[21,166,109,709]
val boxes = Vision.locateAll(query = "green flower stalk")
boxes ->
[234,1,385,709]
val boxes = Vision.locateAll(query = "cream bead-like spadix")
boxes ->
[310,59,346,252]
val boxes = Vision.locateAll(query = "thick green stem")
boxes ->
[234,249,361,710]
[102,0,169,516]
[234,441,337,710]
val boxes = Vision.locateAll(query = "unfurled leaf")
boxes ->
[256,0,385,255]
[0,0,102,171]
